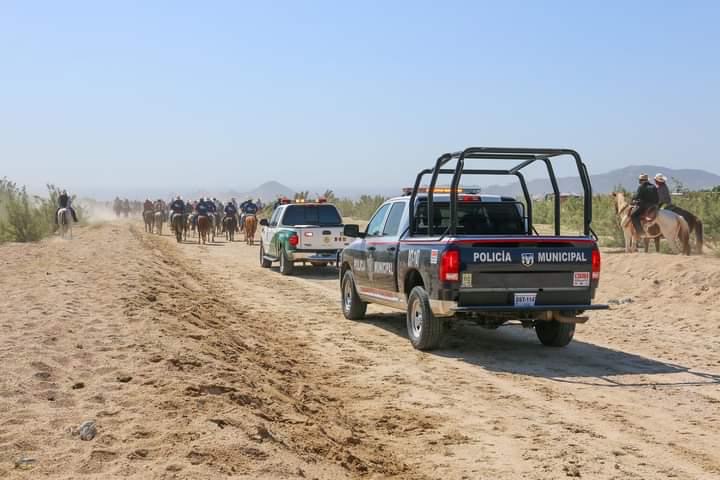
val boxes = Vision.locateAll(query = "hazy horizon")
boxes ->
[2,2,719,197]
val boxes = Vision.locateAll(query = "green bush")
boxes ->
[334,195,386,220]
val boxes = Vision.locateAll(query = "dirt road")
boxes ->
[1,221,719,479]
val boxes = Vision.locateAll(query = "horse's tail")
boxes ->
[679,218,691,256]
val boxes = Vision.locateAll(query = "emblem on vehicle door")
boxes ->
[521,252,534,267]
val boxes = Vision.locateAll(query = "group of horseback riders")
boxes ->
[142,196,261,234]
[113,197,132,217]
[630,172,692,235]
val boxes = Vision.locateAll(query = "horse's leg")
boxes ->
[654,237,660,252]
[643,238,649,253]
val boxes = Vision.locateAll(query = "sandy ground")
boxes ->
[1,221,719,479]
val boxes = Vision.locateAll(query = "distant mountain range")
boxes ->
[483,165,720,196]
[74,166,720,202]
[188,181,296,203]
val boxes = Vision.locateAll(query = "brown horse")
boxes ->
[244,214,258,245]
[143,210,154,233]
[197,215,211,245]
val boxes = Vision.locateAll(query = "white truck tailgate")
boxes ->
[296,226,349,250]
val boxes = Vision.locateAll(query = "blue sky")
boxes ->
[1,1,719,196]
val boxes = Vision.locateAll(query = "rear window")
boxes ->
[414,201,526,235]
[281,205,342,226]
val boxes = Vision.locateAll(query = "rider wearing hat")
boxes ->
[654,173,672,207]
[631,173,659,234]
[55,189,78,224]
[655,173,693,221]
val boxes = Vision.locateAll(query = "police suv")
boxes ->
[338,147,608,350]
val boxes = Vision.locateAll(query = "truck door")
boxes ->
[353,203,391,292]
[264,207,283,256]
[369,201,407,294]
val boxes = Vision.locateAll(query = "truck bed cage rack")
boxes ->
[407,147,594,237]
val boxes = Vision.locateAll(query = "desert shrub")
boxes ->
[527,195,624,247]
[673,192,720,246]
[334,195,386,220]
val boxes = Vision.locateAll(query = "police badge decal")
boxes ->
[521,252,534,267]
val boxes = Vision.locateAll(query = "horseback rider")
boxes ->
[206,197,217,215]
[240,198,251,213]
[655,173,672,207]
[243,198,258,215]
[224,201,238,219]
[170,195,185,223]
[55,189,78,224]
[143,198,153,213]
[630,173,659,235]
[655,173,693,221]
[196,197,210,216]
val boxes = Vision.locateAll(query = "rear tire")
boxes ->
[406,286,444,350]
[279,248,294,275]
[341,271,367,320]
[259,244,272,268]
[535,320,575,347]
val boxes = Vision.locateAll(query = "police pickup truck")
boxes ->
[259,199,350,275]
[338,147,608,350]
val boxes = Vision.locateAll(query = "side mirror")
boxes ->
[343,224,364,238]
[259,218,269,227]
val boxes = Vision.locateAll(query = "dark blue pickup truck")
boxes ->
[338,147,608,350]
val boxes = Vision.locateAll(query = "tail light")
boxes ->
[289,234,299,247]
[591,248,601,280]
[440,249,460,282]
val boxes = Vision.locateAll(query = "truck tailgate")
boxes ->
[296,226,349,250]
[457,240,596,307]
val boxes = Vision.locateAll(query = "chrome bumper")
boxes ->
[430,301,608,318]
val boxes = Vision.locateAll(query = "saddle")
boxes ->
[623,205,661,237]
[623,205,658,226]
[642,206,659,223]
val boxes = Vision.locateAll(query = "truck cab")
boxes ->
[339,147,608,350]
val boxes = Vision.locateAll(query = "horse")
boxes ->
[171,213,185,243]
[187,214,196,238]
[57,208,72,239]
[613,192,690,255]
[197,215,211,245]
[143,210,154,233]
[214,211,223,237]
[244,214,258,245]
[223,215,237,242]
[153,211,165,235]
